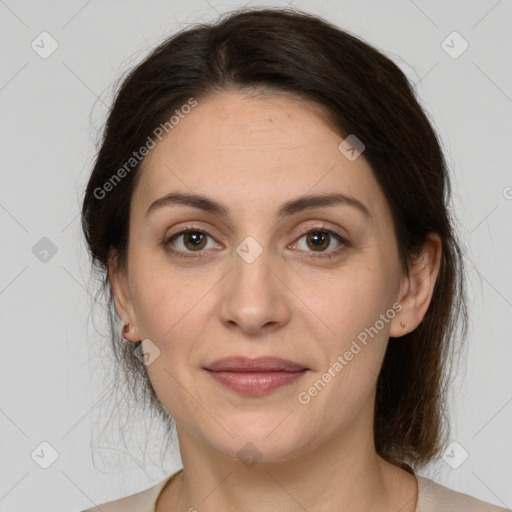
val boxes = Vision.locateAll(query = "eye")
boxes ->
[162,224,349,259]
[292,227,348,258]
[162,226,220,258]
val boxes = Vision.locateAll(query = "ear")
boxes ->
[107,248,141,343]
[389,233,442,338]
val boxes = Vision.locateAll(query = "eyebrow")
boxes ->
[145,191,371,220]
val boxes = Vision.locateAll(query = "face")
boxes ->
[110,90,413,464]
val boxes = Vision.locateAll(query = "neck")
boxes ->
[157,409,418,512]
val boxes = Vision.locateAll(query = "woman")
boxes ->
[80,7,509,512]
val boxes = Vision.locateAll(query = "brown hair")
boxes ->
[81,6,467,471]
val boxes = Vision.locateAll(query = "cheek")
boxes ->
[297,278,394,432]
[128,249,200,337]
[304,262,394,341]
[128,253,210,369]
[132,272,207,425]
[299,263,396,409]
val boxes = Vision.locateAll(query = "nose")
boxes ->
[218,239,291,336]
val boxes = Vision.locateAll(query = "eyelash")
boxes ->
[161,224,349,260]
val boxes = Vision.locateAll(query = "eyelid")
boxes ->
[162,224,220,257]
[295,223,348,240]
[162,222,349,258]
[289,224,348,255]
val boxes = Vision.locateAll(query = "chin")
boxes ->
[199,416,313,465]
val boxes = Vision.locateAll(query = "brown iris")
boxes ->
[183,231,207,251]
[305,231,330,251]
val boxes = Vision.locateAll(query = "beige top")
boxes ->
[81,467,510,511]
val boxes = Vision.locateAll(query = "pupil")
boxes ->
[309,231,328,250]
[186,232,205,249]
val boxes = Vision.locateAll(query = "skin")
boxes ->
[109,90,442,512]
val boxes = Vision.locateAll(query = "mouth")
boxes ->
[203,356,309,396]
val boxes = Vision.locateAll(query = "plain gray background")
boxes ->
[1,0,511,510]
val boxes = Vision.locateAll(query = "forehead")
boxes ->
[132,91,389,226]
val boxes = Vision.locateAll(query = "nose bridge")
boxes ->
[219,231,289,332]
[232,232,274,295]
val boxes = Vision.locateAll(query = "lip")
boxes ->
[204,356,308,372]
[204,357,309,396]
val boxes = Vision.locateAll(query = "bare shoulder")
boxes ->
[416,475,510,512]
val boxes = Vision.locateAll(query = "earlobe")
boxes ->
[107,248,141,342]
[389,233,442,338]
[122,321,137,342]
